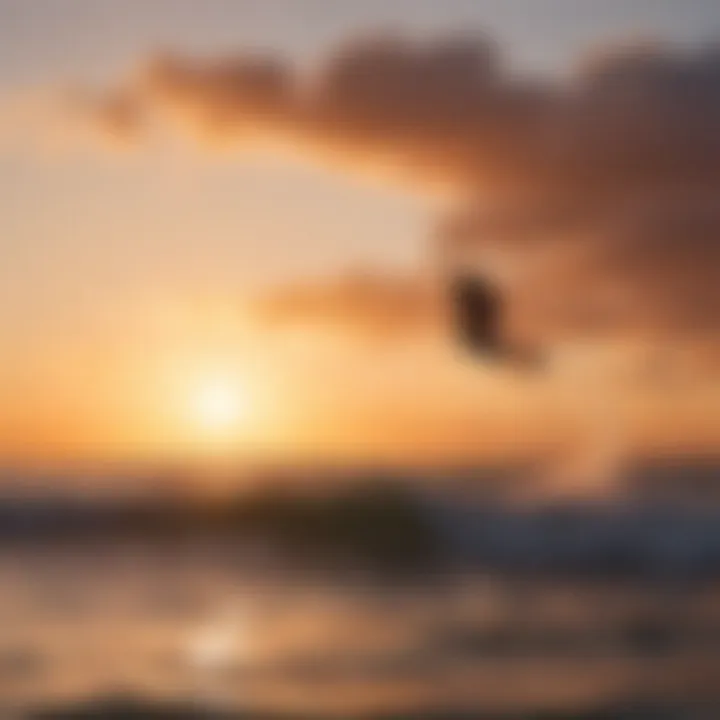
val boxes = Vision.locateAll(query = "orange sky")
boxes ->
[1,3,719,469]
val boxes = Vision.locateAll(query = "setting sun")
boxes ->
[190,375,250,436]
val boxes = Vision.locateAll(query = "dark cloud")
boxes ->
[84,34,720,357]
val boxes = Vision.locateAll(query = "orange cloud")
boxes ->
[252,269,440,343]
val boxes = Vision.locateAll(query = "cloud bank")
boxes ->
[83,33,720,363]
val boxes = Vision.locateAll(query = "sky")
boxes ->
[1,0,719,470]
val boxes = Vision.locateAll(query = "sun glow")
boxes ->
[190,374,251,436]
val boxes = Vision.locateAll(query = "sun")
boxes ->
[190,374,249,435]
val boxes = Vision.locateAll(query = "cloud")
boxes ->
[81,33,720,361]
[252,269,440,343]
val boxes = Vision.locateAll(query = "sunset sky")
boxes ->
[1,0,719,468]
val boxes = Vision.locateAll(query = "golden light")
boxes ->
[188,619,240,671]
[186,602,254,672]
[189,374,250,436]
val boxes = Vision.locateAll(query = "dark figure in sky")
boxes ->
[452,273,504,358]
[450,273,543,370]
